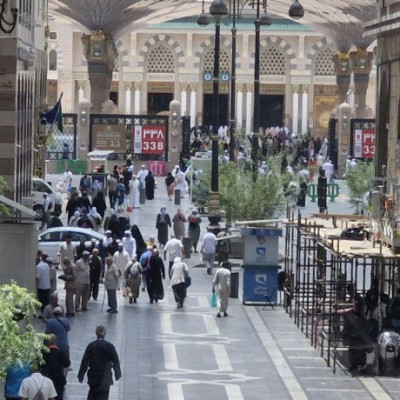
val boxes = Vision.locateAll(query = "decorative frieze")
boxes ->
[179,75,198,83]
[72,72,88,80]
[123,73,143,82]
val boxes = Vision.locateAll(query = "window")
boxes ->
[33,180,48,193]
[49,31,57,40]
[40,232,62,242]
[260,47,286,75]
[314,47,335,76]
[147,45,175,73]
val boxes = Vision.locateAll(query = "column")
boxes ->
[301,86,308,134]
[125,83,131,114]
[292,85,299,135]
[181,84,187,117]
[134,83,141,115]
[245,85,253,135]
[237,87,243,130]
[190,84,196,128]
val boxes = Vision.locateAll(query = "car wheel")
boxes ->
[33,205,44,221]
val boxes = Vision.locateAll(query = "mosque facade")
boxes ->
[47,16,376,145]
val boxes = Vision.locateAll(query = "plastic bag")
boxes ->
[210,292,217,308]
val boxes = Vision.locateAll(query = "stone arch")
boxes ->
[114,39,130,67]
[194,36,240,69]
[138,34,184,69]
[253,36,296,70]
[306,38,336,71]
[47,42,64,70]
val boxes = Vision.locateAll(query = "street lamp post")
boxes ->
[252,1,270,168]
[229,0,237,162]
[198,0,227,229]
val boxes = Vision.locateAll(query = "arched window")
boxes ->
[147,45,175,73]
[260,47,286,75]
[314,47,335,76]
[49,50,57,71]
[203,48,230,74]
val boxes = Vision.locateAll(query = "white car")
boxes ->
[38,227,105,263]
[32,178,63,219]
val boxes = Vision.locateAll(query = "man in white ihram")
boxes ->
[201,227,217,275]
[164,234,183,276]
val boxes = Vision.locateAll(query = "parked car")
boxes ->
[38,227,105,265]
[32,178,63,219]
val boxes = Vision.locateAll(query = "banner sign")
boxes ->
[92,125,126,152]
[134,125,166,154]
[353,128,375,159]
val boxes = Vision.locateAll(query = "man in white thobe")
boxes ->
[213,261,232,318]
[322,159,335,184]
[137,165,148,189]
[113,243,131,288]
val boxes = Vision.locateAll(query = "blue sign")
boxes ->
[203,72,231,82]
[242,265,278,304]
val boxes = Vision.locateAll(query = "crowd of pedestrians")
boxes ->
[14,161,237,400]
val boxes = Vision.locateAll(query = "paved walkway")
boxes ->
[31,175,400,399]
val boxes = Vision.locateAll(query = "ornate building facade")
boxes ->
[47,16,376,148]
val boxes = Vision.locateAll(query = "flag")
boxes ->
[40,94,63,132]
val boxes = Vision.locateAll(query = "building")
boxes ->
[47,15,376,152]
[0,0,48,201]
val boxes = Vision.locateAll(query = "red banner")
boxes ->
[133,125,166,154]
[353,128,375,159]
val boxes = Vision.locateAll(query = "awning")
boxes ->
[0,195,37,220]
[87,150,115,159]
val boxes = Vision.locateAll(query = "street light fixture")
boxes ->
[0,0,19,34]
[198,0,227,228]
[289,0,305,19]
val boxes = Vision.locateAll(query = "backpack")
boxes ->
[32,377,45,400]
[158,213,167,225]
[130,263,139,277]
[189,216,198,228]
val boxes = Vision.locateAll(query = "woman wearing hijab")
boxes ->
[107,213,121,238]
[77,207,93,229]
[165,172,175,201]
[91,179,100,199]
[188,208,202,252]
[89,206,102,232]
[147,249,165,304]
[172,208,187,240]
[131,224,147,258]
[145,171,156,200]
[170,257,189,308]
[92,191,107,218]
[129,175,141,208]
[124,254,143,304]
[156,206,171,247]
[68,210,80,227]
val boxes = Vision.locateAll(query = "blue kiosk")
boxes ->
[241,227,282,305]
